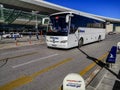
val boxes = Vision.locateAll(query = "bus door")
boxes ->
[68,23,78,47]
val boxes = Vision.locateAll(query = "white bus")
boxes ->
[45,12,106,49]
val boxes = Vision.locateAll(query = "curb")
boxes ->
[0,40,45,50]
[87,54,120,90]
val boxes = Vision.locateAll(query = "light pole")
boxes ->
[0,4,4,40]
[35,13,38,32]
[32,11,39,40]
[32,11,39,31]
[0,4,4,21]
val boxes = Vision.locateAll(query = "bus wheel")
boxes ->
[78,38,83,48]
[98,36,101,42]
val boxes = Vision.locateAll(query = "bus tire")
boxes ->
[78,38,83,48]
[98,35,101,42]
[47,46,50,48]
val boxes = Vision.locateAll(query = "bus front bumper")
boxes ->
[47,43,69,49]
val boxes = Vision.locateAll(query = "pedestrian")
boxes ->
[0,32,3,40]
[29,31,32,39]
[36,32,39,40]
[14,35,16,40]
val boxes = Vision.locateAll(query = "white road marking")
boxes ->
[12,54,58,68]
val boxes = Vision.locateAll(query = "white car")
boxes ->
[2,33,11,38]
[2,33,23,38]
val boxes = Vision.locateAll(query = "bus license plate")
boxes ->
[52,44,57,47]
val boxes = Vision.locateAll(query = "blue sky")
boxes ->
[45,0,120,19]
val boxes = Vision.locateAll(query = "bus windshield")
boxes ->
[47,14,69,36]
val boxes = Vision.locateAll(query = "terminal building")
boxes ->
[0,0,120,33]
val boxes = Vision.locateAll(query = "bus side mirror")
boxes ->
[66,15,69,23]
[42,17,49,25]
[66,14,74,23]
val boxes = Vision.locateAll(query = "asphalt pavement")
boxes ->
[0,36,120,90]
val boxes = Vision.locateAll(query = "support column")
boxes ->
[0,4,4,21]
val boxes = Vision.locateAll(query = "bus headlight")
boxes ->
[61,40,67,43]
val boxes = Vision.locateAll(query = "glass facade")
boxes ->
[0,7,47,33]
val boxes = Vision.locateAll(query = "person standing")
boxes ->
[0,32,3,40]
[36,31,39,40]
[29,31,32,39]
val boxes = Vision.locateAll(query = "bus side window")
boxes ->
[70,24,76,34]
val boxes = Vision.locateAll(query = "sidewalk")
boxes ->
[87,53,120,90]
[0,36,45,50]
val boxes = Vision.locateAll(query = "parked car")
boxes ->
[2,33,23,38]
[2,33,11,38]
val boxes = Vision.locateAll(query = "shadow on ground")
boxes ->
[78,48,120,80]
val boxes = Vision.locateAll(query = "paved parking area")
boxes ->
[0,35,45,49]
[0,35,120,90]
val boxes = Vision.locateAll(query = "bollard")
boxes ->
[40,30,43,36]
[15,40,18,46]
[29,39,32,44]
[62,73,85,90]
[40,30,43,42]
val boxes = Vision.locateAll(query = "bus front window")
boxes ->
[47,14,69,36]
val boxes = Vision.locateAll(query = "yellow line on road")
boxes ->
[0,76,33,90]
[0,58,73,90]
[59,52,109,90]
[31,58,73,78]
[79,52,108,76]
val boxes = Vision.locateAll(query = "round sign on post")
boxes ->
[63,73,85,90]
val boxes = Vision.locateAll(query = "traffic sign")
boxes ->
[106,46,117,63]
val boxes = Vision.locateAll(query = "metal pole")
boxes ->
[35,14,38,31]
[35,13,40,40]
[0,4,4,21]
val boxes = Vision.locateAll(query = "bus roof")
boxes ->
[50,11,105,22]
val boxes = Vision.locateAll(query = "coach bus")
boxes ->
[44,12,106,49]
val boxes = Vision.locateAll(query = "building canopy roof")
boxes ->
[0,0,120,23]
